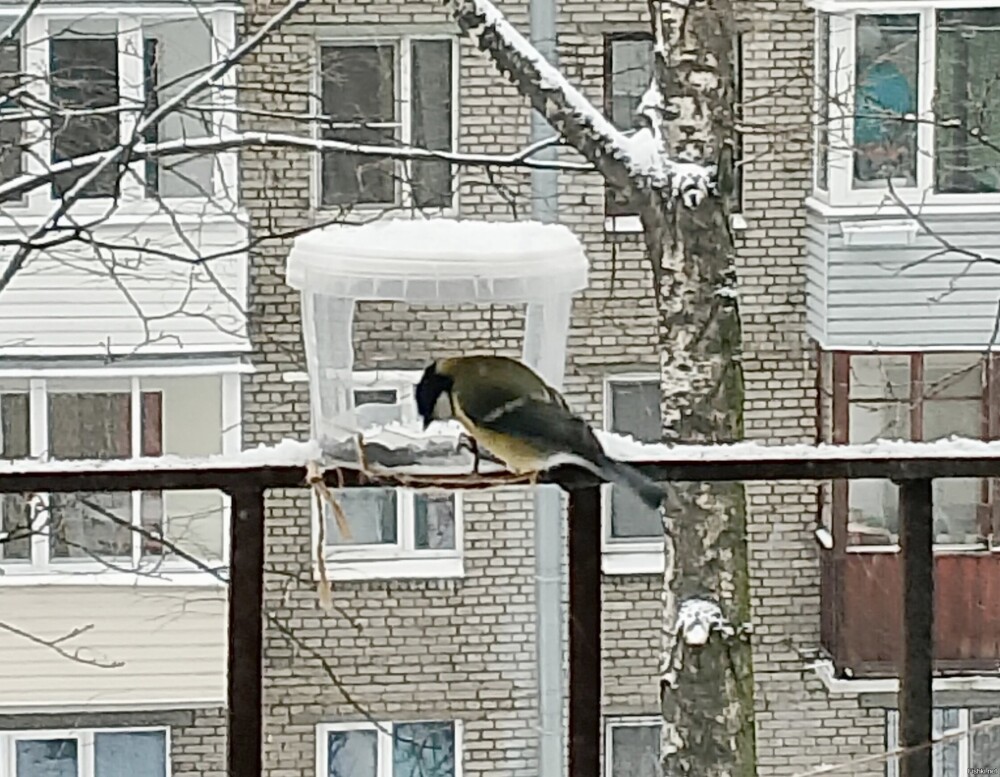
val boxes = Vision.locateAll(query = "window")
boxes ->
[317,38,456,209]
[826,352,999,546]
[853,15,919,189]
[317,721,460,777]
[0,34,23,189]
[604,34,654,219]
[816,8,1000,202]
[0,372,237,580]
[605,717,661,777]
[935,10,1000,194]
[319,371,463,580]
[3,12,231,208]
[602,375,663,573]
[815,12,830,191]
[886,708,1000,777]
[0,728,167,777]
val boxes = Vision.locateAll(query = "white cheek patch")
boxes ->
[433,392,454,420]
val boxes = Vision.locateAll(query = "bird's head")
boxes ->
[415,360,455,430]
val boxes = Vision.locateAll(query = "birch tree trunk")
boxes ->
[646,1,756,775]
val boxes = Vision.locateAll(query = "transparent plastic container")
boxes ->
[285,218,590,447]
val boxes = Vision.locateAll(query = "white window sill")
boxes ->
[805,195,1000,220]
[601,547,665,576]
[604,214,747,234]
[0,200,247,229]
[323,554,465,581]
[0,566,226,588]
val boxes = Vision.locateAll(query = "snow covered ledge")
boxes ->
[812,659,1000,694]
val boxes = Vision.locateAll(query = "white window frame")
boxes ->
[809,1,1000,212]
[310,33,460,214]
[601,373,665,576]
[0,361,243,587]
[4,4,240,220]
[604,715,663,777]
[315,720,463,777]
[885,708,979,777]
[312,369,465,582]
[0,725,171,777]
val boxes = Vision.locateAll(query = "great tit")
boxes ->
[415,355,666,510]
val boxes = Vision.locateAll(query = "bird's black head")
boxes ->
[415,361,454,430]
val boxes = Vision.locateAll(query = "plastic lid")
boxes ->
[285,218,589,303]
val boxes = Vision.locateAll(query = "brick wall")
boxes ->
[242,2,663,775]
[241,0,890,775]
[738,1,885,774]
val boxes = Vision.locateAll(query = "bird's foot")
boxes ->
[457,433,481,474]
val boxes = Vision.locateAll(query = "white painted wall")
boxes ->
[0,218,249,357]
[0,586,225,708]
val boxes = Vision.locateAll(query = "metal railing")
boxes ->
[2,443,995,777]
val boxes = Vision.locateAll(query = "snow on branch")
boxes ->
[449,0,712,208]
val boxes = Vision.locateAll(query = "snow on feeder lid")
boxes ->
[285,218,589,304]
[285,218,590,450]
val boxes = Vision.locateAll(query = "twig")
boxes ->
[0,621,123,669]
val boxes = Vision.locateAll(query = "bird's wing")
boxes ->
[456,384,606,463]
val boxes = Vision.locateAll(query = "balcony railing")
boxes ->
[821,548,1000,678]
[3,439,999,777]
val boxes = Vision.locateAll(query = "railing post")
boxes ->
[227,486,267,777]
[567,486,602,777]
[898,478,934,777]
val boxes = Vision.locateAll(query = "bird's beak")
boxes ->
[422,416,431,431]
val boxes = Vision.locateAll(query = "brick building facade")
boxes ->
[238,1,905,776]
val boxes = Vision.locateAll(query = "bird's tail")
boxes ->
[593,454,666,511]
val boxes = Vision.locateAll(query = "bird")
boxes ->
[414,354,667,510]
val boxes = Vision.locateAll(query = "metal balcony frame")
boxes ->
[0,449,992,777]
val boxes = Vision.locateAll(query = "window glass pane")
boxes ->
[320,45,397,206]
[354,387,401,428]
[49,24,120,199]
[94,731,167,777]
[932,720,960,777]
[140,17,214,198]
[935,10,1000,194]
[609,723,661,777]
[850,402,909,443]
[328,489,398,545]
[16,739,78,777]
[608,39,654,129]
[1,392,30,560]
[848,479,898,544]
[609,380,662,541]
[414,494,456,550]
[849,354,910,400]
[610,485,662,541]
[923,353,983,399]
[327,730,377,777]
[972,707,1000,768]
[0,36,23,188]
[48,392,132,560]
[146,376,224,562]
[610,381,661,443]
[848,356,910,545]
[410,39,453,208]
[853,15,918,189]
[393,721,455,777]
[605,37,653,216]
[816,13,830,190]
